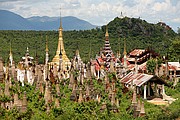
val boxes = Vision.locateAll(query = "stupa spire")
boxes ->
[105,24,109,37]
[103,24,111,53]
[59,7,63,37]
[123,38,127,55]
[60,7,62,29]
[46,35,48,52]
[51,7,71,70]
[9,41,13,66]
[117,38,121,58]
[102,23,115,70]
[45,35,49,65]
[123,38,127,69]
[26,47,29,53]
[89,39,92,60]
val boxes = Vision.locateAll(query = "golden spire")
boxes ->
[59,7,63,37]
[75,42,80,56]
[118,38,121,57]
[105,24,109,37]
[60,8,62,29]
[9,41,12,56]
[57,7,64,55]
[118,38,120,52]
[51,7,71,70]
[26,47,29,53]
[46,35,48,52]
[9,40,13,66]
[76,49,79,56]
[89,39,91,59]
[123,38,127,55]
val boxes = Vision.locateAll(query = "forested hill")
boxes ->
[105,17,176,38]
[0,17,179,64]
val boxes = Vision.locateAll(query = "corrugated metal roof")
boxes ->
[121,72,153,87]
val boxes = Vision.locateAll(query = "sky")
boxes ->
[0,0,179,32]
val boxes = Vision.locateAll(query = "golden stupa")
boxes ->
[51,14,71,70]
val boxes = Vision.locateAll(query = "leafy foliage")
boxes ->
[146,59,157,74]
[0,77,180,119]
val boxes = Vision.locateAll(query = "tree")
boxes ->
[146,59,156,74]
[168,36,180,61]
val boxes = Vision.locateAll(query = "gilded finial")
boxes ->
[105,24,109,37]
[89,39,91,59]
[76,42,80,55]
[9,40,12,56]
[117,50,121,58]
[118,37,121,55]
[59,7,63,37]
[26,47,29,53]
[123,38,127,55]
[46,35,48,52]
[60,7,62,29]
[76,49,79,56]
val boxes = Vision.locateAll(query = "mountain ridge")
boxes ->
[0,10,97,30]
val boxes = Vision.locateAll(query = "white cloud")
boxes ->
[172,18,180,23]
[0,0,179,31]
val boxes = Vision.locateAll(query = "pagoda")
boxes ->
[90,24,117,76]
[51,12,71,70]
[102,25,115,69]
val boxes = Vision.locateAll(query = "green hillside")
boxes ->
[0,17,179,64]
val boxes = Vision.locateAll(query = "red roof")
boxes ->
[121,72,154,87]
[128,64,135,70]
[129,49,145,56]
[92,61,101,71]
[168,65,176,71]
[162,64,177,71]
[98,58,104,63]
[91,60,97,65]
[95,64,100,71]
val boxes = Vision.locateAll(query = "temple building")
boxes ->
[51,14,71,71]
[166,62,180,78]
[90,25,120,79]
[127,49,158,65]
[121,71,168,100]
[101,25,116,69]
[122,48,158,73]
[17,47,35,86]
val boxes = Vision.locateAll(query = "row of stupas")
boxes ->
[0,12,179,118]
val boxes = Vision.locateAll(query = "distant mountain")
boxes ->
[0,10,34,30]
[27,16,97,30]
[0,10,97,30]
